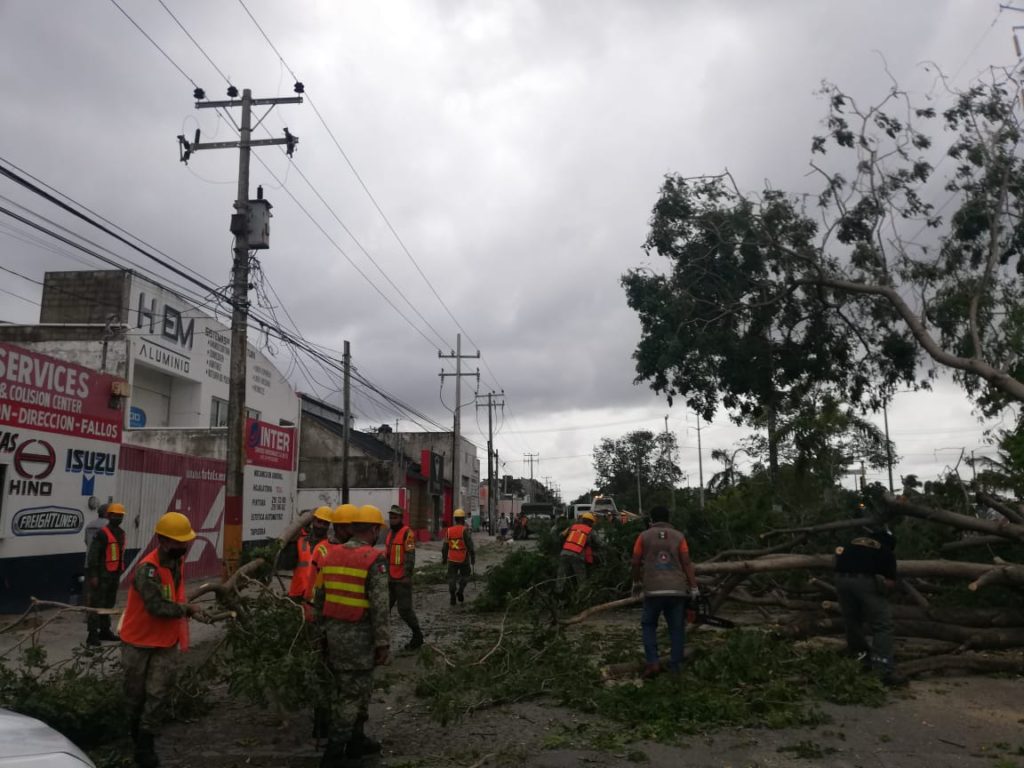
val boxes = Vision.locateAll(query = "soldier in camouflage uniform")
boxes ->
[119,512,200,768]
[313,504,391,767]
[85,502,126,645]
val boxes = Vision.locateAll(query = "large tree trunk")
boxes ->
[976,491,1024,525]
[885,496,1024,542]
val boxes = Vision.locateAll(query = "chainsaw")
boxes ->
[687,593,735,629]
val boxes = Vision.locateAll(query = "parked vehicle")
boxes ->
[569,503,593,519]
[0,710,95,766]
[520,502,556,521]
[591,495,619,519]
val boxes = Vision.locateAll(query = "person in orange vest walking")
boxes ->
[287,506,334,604]
[119,511,201,768]
[85,501,126,645]
[384,504,424,650]
[312,504,391,765]
[556,512,603,593]
[442,508,475,606]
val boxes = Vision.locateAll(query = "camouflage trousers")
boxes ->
[325,668,374,745]
[388,581,423,637]
[85,576,119,639]
[122,643,179,735]
[555,555,587,594]
[836,573,894,671]
[447,563,471,597]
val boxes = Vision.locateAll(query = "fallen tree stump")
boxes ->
[898,652,1024,678]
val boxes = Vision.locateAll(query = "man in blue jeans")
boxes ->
[631,506,699,678]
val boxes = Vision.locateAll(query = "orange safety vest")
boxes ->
[119,550,189,651]
[100,526,125,574]
[446,525,468,564]
[561,523,593,564]
[303,540,334,622]
[385,526,413,580]
[320,545,382,622]
[288,536,314,598]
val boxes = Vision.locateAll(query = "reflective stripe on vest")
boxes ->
[446,525,467,564]
[562,524,592,560]
[385,526,411,580]
[118,549,189,651]
[100,526,124,574]
[288,536,315,598]
[321,545,381,622]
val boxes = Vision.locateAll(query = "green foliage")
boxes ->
[413,560,450,585]
[219,589,324,709]
[474,549,557,612]
[0,645,126,750]
[415,626,886,739]
[592,430,681,510]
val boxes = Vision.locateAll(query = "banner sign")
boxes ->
[0,343,122,443]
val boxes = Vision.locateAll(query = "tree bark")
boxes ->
[787,615,1024,649]
[885,496,1024,542]
[562,597,640,625]
[940,535,1010,553]
[705,535,808,563]
[898,652,1024,678]
[976,491,1024,525]
[760,517,874,540]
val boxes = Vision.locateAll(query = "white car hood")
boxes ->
[0,710,94,766]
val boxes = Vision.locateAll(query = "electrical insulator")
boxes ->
[293,81,304,94]
[193,87,206,101]
[227,85,239,98]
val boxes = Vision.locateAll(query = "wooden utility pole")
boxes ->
[665,415,676,514]
[188,88,301,574]
[524,453,539,485]
[342,340,351,503]
[475,391,504,533]
[439,334,479,513]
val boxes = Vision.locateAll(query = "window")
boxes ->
[211,399,261,427]
[211,397,228,428]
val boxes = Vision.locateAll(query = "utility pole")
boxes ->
[187,87,301,574]
[696,418,705,511]
[882,401,894,494]
[665,415,676,514]
[635,455,643,515]
[475,391,504,533]
[524,453,539,485]
[439,334,479,514]
[342,341,351,503]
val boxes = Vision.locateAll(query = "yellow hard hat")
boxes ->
[106,502,126,516]
[356,504,384,525]
[155,511,196,542]
[313,506,334,523]
[453,508,466,519]
[333,503,358,524]
[580,512,596,523]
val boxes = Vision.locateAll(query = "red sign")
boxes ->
[244,418,295,471]
[0,343,122,443]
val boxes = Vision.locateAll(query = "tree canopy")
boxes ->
[592,429,682,510]
[625,71,1024,442]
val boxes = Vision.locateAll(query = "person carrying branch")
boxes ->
[630,505,699,678]
[834,524,902,686]
[119,512,201,768]
[85,501,126,645]
[385,504,425,650]
[313,504,391,765]
[442,508,475,605]
[287,506,334,606]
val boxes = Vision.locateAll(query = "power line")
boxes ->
[107,0,200,89]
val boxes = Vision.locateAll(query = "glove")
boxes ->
[689,586,701,601]
[630,580,643,598]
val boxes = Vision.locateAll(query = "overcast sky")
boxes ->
[0,0,1017,502]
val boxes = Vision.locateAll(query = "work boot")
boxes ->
[85,634,101,647]
[311,705,330,740]
[98,630,120,642]
[405,632,424,651]
[449,592,457,606]
[457,590,465,603]
[347,732,382,757]
[319,740,347,768]
[641,662,661,680]
[134,731,159,768]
